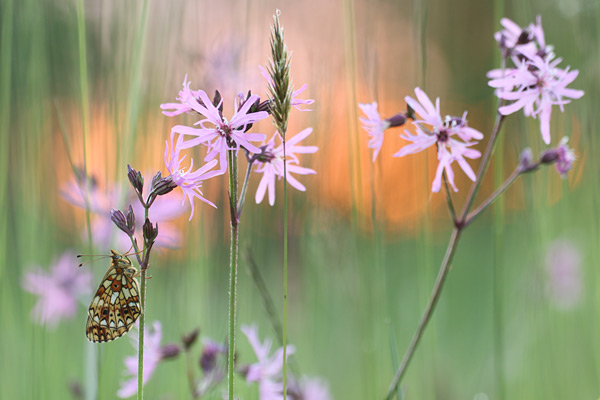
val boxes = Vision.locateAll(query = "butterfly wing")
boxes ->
[86,264,141,343]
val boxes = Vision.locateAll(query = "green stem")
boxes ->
[227,149,239,400]
[386,228,462,399]
[137,269,146,400]
[237,159,254,218]
[464,166,522,226]
[442,172,456,222]
[282,136,289,399]
[386,99,508,399]
[137,206,150,400]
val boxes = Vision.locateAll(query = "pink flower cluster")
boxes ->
[161,73,317,217]
[22,251,93,329]
[241,324,332,400]
[360,88,483,193]
[488,16,584,144]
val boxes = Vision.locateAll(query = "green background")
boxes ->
[1,0,598,399]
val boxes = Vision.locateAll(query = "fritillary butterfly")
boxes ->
[85,250,141,342]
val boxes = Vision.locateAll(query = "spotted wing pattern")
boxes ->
[85,252,141,343]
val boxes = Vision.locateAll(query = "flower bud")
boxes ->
[127,165,144,194]
[110,209,134,236]
[385,113,407,128]
[153,176,178,196]
[150,171,162,192]
[160,344,181,361]
[143,218,158,244]
[540,149,559,164]
[199,341,226,374]
[125,205,135,234]
[182,328,200,351]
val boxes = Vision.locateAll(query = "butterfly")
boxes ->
[85,250,142,342]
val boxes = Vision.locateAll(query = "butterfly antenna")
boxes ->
[77,253,112,268]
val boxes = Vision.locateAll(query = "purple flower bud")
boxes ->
[385,113,407,128]
[160,344,181,360]
[152,176,178,196]
[125,205,135,234]
[182,328,200,351]
[127,165,144,194]
[150,171,162,192]
[111,209,134,236]
[540,149,560,164]
[200,341,227,374]
[143,218,158,244]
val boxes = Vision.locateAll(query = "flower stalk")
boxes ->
[227,149,239,400]
[266,10,293,398]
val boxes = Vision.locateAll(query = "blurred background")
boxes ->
[1,0,599,398]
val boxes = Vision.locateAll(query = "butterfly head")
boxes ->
[109,249,137,275]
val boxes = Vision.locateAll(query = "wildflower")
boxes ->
[160,75,204,117]
[494,16,546,59]
[288,376,333,400]
[117,321,164,398]
[540,136,576,177]
[22,251,92,329]
[164,134,224,220]
[545,239,582,310]
[254,128,318,206]
[61,171,189,249]
[168,78,268,171]
[241,324,295,400]
[395,88,482,192]
[489,56,584,144]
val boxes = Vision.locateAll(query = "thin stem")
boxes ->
[137,269,146,400]
[237,160,254,218]
[460,113,506,221]
[442,172,456,222]
[227,149,239,400]
[387,96,509,398]
[246,249,284,346]
[185,349,198,398]
[385,228,462,400]
[464,166,522,226]
[282,136,289,400]
[138,206,150,400]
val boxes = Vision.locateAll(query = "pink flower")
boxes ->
[288,377,333,400]
[358,102,391,162]
[254,128,318,206]
[554,137,576,177]
[22,251,92,329]
[259,65,314,112]
[61,172,188,248]
[168,77,268,171]
[117,321,163,398]
[160,75,204,117]
[489,56,584,144]
[396,88,482,192]
[545,239,582,310]
[164,134,223,220]
[494,16,545,59]
[242,324,295,400]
